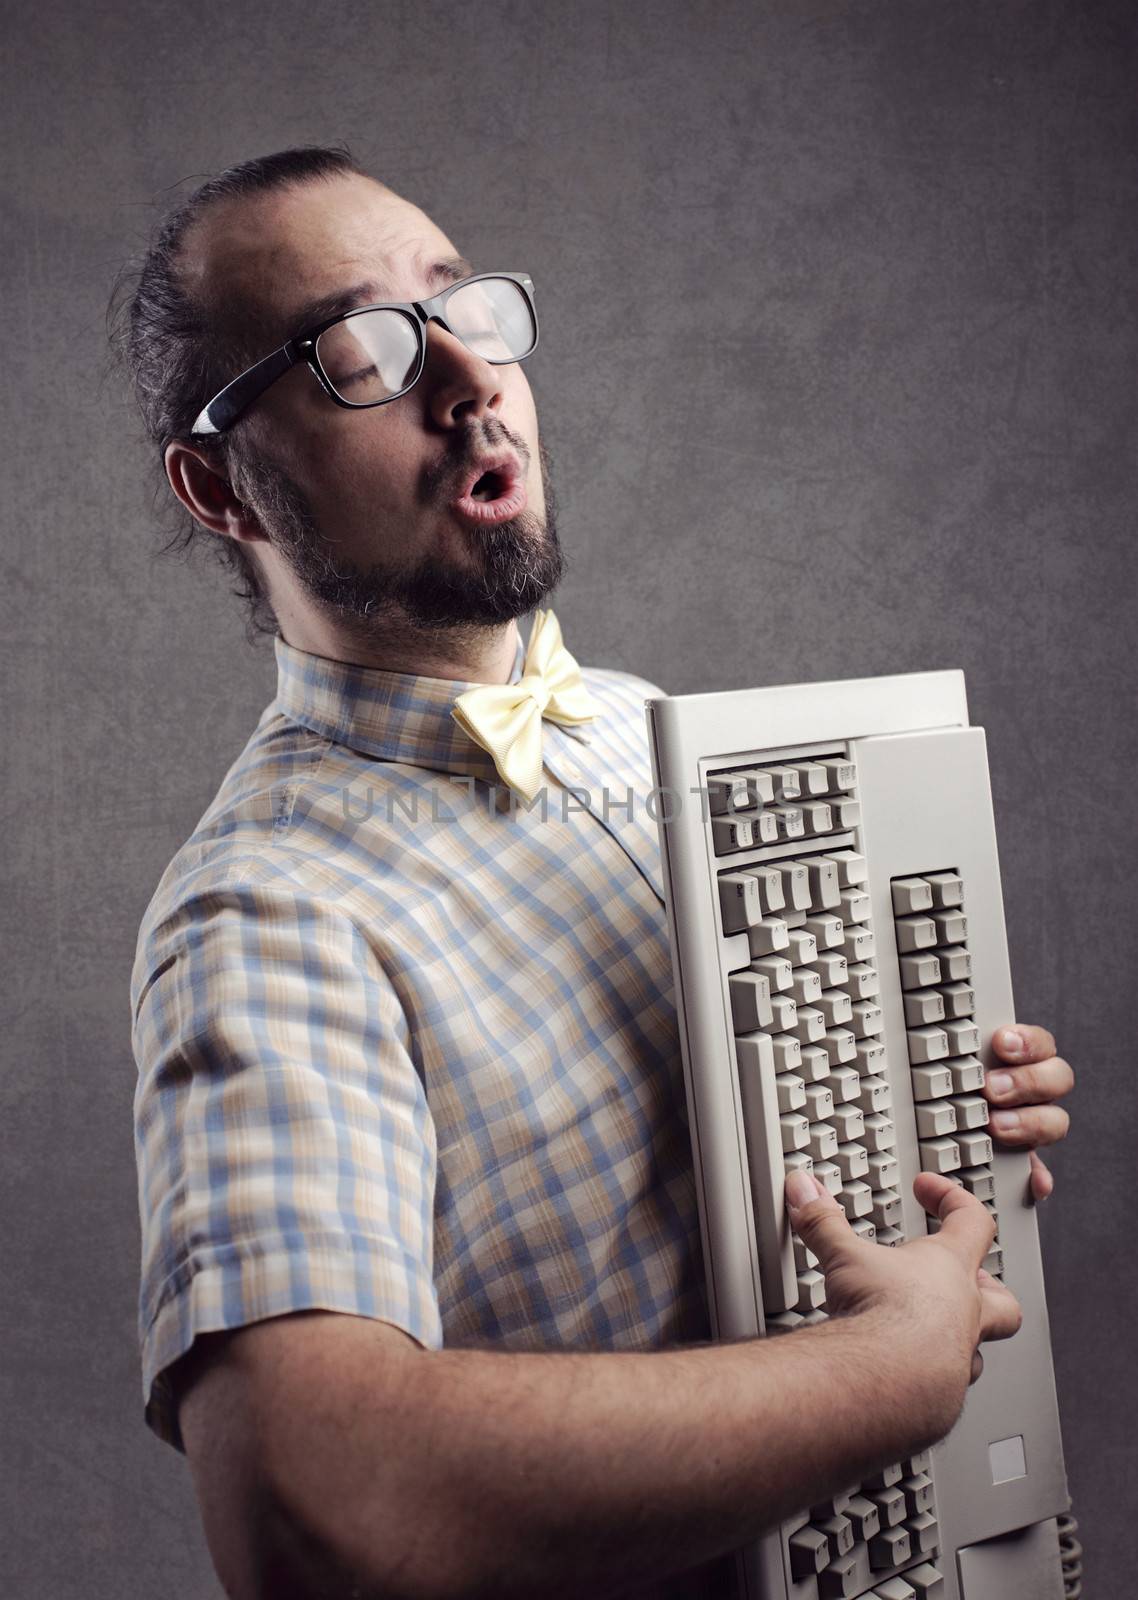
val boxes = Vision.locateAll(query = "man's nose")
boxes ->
[422,318,502,427]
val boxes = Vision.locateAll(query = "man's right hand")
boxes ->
[784,1168,1023,1388]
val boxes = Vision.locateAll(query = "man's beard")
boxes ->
[231,437,564,641]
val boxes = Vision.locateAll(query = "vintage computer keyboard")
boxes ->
[645,670,1071,1600]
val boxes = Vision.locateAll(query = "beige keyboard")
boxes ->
[645,670,1069,1600]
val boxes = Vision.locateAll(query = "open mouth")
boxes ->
[449,456,528,524]
[470,469,508,502]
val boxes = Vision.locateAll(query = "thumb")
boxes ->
[784,1170,859,1270]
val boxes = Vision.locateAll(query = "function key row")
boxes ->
[708,758,857,815]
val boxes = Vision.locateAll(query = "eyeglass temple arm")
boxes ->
[190,343,298,437]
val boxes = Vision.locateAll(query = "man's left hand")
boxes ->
[984,1025,1074,1200]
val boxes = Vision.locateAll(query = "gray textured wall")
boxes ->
[2,1,1133,1594]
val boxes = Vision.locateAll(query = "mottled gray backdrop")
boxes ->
[2,0,1133,1594]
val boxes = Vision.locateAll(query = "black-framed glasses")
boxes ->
[190,271,538,437]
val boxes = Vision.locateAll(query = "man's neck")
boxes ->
[277,608,522,685]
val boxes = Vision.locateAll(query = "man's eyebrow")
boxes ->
[284,256,475,338]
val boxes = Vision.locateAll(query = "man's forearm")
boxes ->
[255,1309,964,1600]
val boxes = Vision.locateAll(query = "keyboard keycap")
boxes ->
[899,951,941,989]
[907,1025,950,1063]
[892,876,934,915]
[729,972,772,1032]
[895,914,937,952]
[934,944,971,981]
[788,1525,830,1579]
[914,1100,957,1138]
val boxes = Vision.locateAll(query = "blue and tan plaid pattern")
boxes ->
[131,625,709,1451]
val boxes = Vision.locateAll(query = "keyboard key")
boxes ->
[863,1112,897,1152]
[892,876,934,915]
[871,1189,903,1229]
[769,995,798,1031]
[776,861,812,910]
[905,1512,939,1557]
[819,1551,862,1597]
[842,925,875,963]
[955,1130,993,1166]
[903,1562,945,1599]
[789,965,823,1004]
[784,1150,813,1178]
[718,872,762,933]
[792,761,830,795]
[729,971,772,1032]
[901,1473,935,1517]
[869,1524,911,1569]
[771,1034,802,1072]
[808,1123,839,1161]
[843,1493,880,1541]
[934,944,971,981]
[808,951,849,987]
[931,908,967,944]
[820,758,857,793]
[752,864,785,913]
[914,1100,957,1138]
[797,1268,827,1310]
[875,1225,904,1247]
[780,1113,810,1151]
[788,1524,830,1579]
[767,765,801,800]
[829,796,861,829]
[825,1065,862,1103]
[804,1084,835,1122]
[850,1001,884,1038]
[874,1579,917,1600]
[949,1093,989,1129]
[830,1104,865,1140]
[851,1217,877,1241]
[899,954,941,995]
[839,886,871,923]
[867,1150,899,1188]
[920,1137,961,1174]
[946,1056,985,1093]
[938,980,975,1017]
[835,1142,869,1179]
[707,774,751,813]
[847,962,880,999]
[736,1031,776,1080]
[746,917,790,956]
[793,1233,819,1270]
[814,1159,843,1195]
[953,1164,992,1203]
[818,1511,856,1557]
[944,1019,981,1056]
[774,1070,806,1111]
[911,1064,953,1101]
[895,914,937,952]
[838,1180,873,1218]
[829,849,868,886]
[711,814,752,853]
[907,1025,950,1063]
[818,989,854,1025]
[786,928,818,965]
[805,912,844,949]
[773,804,805,839]
[799,1045,831,1082]
[791,1005,826,1044]
[903,989,945,1027]
[821,1029,858,1064]
[869,1482,907,1523]
[854,1039,887,1076]
[924,871,963,909]
[801,800,834,835]
[736,767,775,807]
[751,954,793,991]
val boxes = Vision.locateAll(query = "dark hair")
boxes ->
[107,144,369,643]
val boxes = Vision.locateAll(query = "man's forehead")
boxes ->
[189,174,462,335]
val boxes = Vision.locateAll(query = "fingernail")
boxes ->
[785,1171,818,1210]
[991,1110,1020,1131]
[999,1028,1025,1058]
[988,1072,1014,1096]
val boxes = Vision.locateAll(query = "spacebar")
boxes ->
[736,1050,798,1313]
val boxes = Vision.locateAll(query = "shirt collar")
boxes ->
[272,627,589,780]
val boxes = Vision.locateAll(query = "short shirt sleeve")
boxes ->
[131,861,442,1452]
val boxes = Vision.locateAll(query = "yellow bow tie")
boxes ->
[451,609,599,802]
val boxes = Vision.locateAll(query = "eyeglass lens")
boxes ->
[315,278,536,405]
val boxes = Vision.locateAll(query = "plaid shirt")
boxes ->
[131,627,710,1454]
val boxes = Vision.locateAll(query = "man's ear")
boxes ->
[164,441,269,544]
